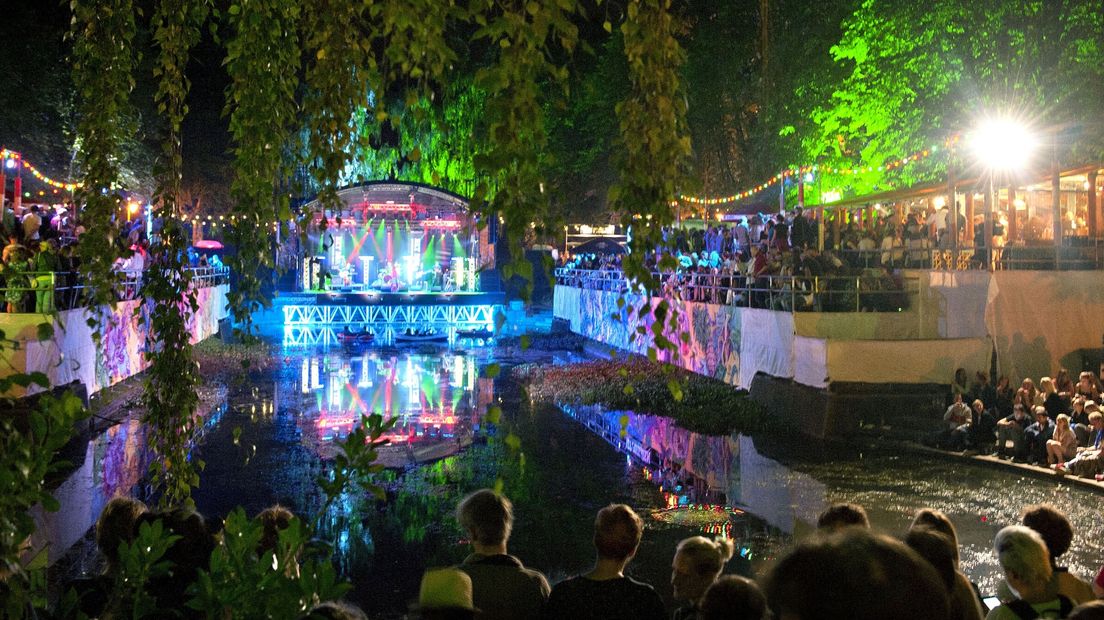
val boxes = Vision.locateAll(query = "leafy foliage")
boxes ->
[71,0,138,324]
[223,0,302,338]
[518,358,769,436]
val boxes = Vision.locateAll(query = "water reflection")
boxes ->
[282,325,496,348]
[289,353,494,468]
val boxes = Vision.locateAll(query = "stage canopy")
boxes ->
[291,182,494,293]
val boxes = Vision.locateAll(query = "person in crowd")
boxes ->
[117,508,219,613]
[32,240,57,313]
[1024,406,1055,464]
[671,536,736,620]
[1038,377,1065,420]
[769,213,789,253]
[413,568,478,620]
[764,527,949,620]
[966,398,997,453]
[1069,398,1091,445]
[996,404,1029,460]
[21,205,41,242]
[1045,414,1078,466]
[2,233,26,264]
[1055,368,1075,401]
[1014,378,1038,412]
[1075,371,1101,402]
[256,504,294,556]
[952,368,970,401]
[1055,410,1104,477]
[71,496,149,616]
[910,508,986,619]
[971,372,997,411]
[305,600,369,620]
[1019,504,1095,604]
[454,489,548,620]
[699,575,766,620]
[1068,601,1104,620]
[543,503,666,620]
[987,525,1074,620]
[905,526,984,620]
[994,376,1015,419]
[815,503,869,531]
[942,394,972,450]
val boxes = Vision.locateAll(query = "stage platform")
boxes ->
[280,289,505,328]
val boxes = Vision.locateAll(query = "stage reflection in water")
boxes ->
[293,353,494,468]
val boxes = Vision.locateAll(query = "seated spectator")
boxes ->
[910,509,985,618]
[1019,505,1095,605]
[941,394,972,451]
[1014,378,1038,413]
[1039,377,1065,420]
[413,568,478,620]
[987,525,1074,620]
[1024,406,1055,464]
[996,405,1029,460]
[1069,398,1090,445]
[700,575,766,620]
[543,504,666,620]
[1075,371,1101,403]
[1045,414,1077,466]
[763,527,949,620]
[966,399,998,453]
[1055,410,1104,477]
[455,489,549,620]
[816,503,869,531]
[671,536,736,620]
[905,526,983,620]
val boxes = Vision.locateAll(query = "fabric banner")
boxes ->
[5,284,228,396]
[738,309,795,388]
[793,337,829,388]
[823,337,990,384]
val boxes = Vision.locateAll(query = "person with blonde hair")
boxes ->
[671,536,736,620]
[1046,414,1078,465]
[987,525,1074,620]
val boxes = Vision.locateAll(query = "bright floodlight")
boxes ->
[970,117,1036,171]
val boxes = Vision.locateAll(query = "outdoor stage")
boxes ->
[279,181,504,346]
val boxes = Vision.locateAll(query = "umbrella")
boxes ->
[571,237,626,255]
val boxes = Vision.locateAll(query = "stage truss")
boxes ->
[282,303,498,326]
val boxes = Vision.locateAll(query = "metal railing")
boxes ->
[554,268,920,313]
[0,266,229,313]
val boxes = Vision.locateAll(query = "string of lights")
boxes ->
[1,149,83,191]
[678,135,961,206]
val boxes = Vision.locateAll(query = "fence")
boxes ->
[0,266,230,314]
[554,268,920,313]
[794,239,1104,272]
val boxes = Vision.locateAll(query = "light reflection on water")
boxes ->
[45,342,1104,615]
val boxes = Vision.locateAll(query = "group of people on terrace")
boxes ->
[66,489,1104,619]
[934,367,1104,478]
[560,207,908,312]
[0,200,224,312]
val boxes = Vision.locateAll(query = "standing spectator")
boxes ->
[543,504,666,620]
[815,503,869,531]
[455,489,549,620]
[905,527,983,620]
[671,536,736,620]
[994,376,1015,419]
[1020,505,1095,605]
[699,576,767,620]
[769,214,789,253]
[971,372,997,411]
[910,509,986,620]
[413,568,478,620]
[764,528,948,620]
[951,368,970,402]
[734,218,751,253]
[986,526,1074,620]
[2,233,26,264]
[21,205,41,242]
[32,240,57,313]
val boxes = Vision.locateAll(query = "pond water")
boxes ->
[46,332,1104,617]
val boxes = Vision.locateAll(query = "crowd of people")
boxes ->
[0,202,224,312]
[560,207,909,312]
[59,489,1104,619]
[932,367,1104,479]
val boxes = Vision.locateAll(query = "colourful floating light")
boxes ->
[0,148,82,191]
